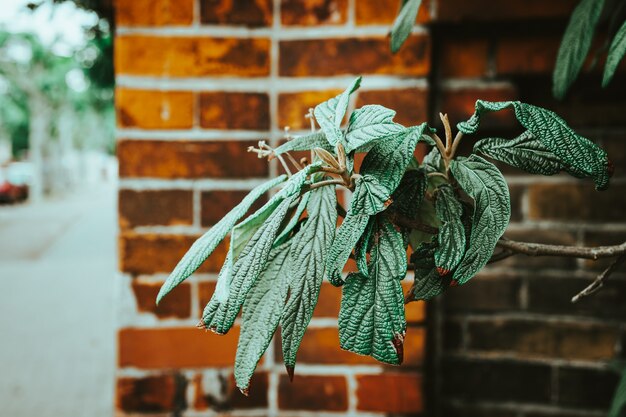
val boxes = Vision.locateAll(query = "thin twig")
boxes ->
[571,254,626,303]
[303,178,345,193]
[488,249,515,264]
[496,239,626,260]
[431,133,447,161]
[449,131,464,160]
[439,112,452,152]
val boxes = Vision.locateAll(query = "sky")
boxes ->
[0,0,99,53]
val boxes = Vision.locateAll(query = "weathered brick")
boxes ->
[119,189,193,228]
[199,92,270,130]
[444,274,522,312]
[557,367,618,409]
[132,280,191,319]
[582,231,626,271]
[356,373,423,413]
[194,371,268,410]
[117,374,187,412]
[356,88,429,126]
[356,0,430,24]
[116,89,194,129]
[508,184,524,222]
[278,375,348,411]
[439,86,518,129]
[201,190,267,227]
[278,90,341,130]
[312,282,342,317]
[280,326,424,366]
[115,0,194,26]
[495,36,561,75]
[200,0,272,26]
[282,0,348,25]
[443,320,463,351]
[442,358,552,403]
[440,37,489,78]
[467,319,618,360]
[120,233,228,274]
[119,327,238,368]
[279,36,430,77]
[118,140,269,179]
[116,36,270,76]
[528,183,626,222]
[436,0,577,21]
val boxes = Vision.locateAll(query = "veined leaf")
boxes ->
[201,195,297,334]
[422,147,443,173]
[324,212,370,286]
[390,0,423,53]
[281,185,337,372]
[434,185,466,276]
[407,240,451,301]
[339,216,407,364]
[553,0,605,99]
[235,242,292,393]
[157,175,287,304]
[474,131,564,175]
[450,155,510,285]
[274,193,310,247]
[351,175,392,216]
[274,131,334,156]
[354,218,375,276]
[457,100,611,190]
[603,19,626,87]
[344,104,405,153]
[361,123,427,194]
[391,169,427,220]
[314,77,362,146]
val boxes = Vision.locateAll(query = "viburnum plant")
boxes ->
[156,77,617,395]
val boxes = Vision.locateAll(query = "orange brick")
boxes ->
[278,90,342,130]
[116,36,271,77]
[201,190,267,227]
[495,36,561,75]
[132,281,191,319]
[313,282,342,317]
[118,327,238,368]
[117,140,269,179]
[279,35,430,77]
[119,189,193,229]
[119,233,228,274]
[116,0,194,26]
[356,372,423,413]
[116,89,194,129]
[194,371,268,409]
[117,374,186,412]
[278,375,348,411]
[356,88,429,126]
[403,281,426,323]
[356,0,430,25]
[198,281,217,312]
[439,86,518,130]
[282,0,348,26]
[199,92,270,130]
[201,0,272,26]
[440,38,490,78]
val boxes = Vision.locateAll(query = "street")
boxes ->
[0,183,117,417]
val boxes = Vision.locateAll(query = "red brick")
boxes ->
[201,190,267,227]
[440,38,490,78]
[495,36,560,75]
[198,281,217,313]
[356,0,431,24]
[439,86,518,129]
[199,92,270,130]
[356,88,429,126]
[436,0,577,21]
[119,189,193,228]
[117,374,186,412]
[194,371,268,409]
[119,327,239,368]
[278,375,348,411]
[278,90,342,130]
[117,140,269,179]
[313,282,342,317]
[282,0,348,26]
[115,0,194,26]
[356,372,423,413]
[116,36,271,77]
[200,0,272,26]
[282,326,424,366]
[119,233,228,274]
[279,36,430,77]
[132,280,191,319]
[116,89,194,129]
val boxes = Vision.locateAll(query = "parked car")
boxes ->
[0,162,31,204]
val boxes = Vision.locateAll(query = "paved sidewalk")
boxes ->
[0,183,117,417]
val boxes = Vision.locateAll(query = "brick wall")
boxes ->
[114,1,626,416]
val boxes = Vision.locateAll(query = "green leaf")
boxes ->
[235,241,292,393]
[314,77,362,146]
[434,185,466,276]
[553,0,605,99]
[422,147,443,173]
[608,367,626,417]
[450,155,510,285]
[324,212,370,286]
[390,169,427,220]
[338,216,407,364]
[274,193,310,247]
[458,100,611,190]
[407,240,451,301]
[157,175,287,304]
[281,185,337,371]
[274,131,334,156]
[603,19,626,87]
[354,218,375,276]
[474,131,565,176]
[200,195,297,334]
[351,175,392,216]
[344,105,404,153]
[361,123,427,194]
[390,0,423,53]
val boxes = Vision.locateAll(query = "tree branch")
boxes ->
[571,254,626,303]
[495,239,626,260]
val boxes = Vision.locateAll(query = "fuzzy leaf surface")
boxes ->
[157,175,287,304]
[390,0,423,53]
[274,132,334,155]
[434,185,466,275]
[603,19,626,87]
[391,169,426,220]
[339,216,407,364]
[314,77,362,146]
[408,241,451,301]
[450,155,510,284]
[325,212,370,286]
[344,105,404,153]
[351,175,391,216]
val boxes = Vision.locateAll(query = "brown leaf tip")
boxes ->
[392,333,405,365]
[239,386,249,397]
[449,280,459,287]
[286,365,295,382]
[436,266,451,276]
[196,320,206,330]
